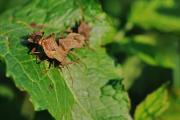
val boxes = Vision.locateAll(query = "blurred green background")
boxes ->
[0,0,180,120]
[100,0,180,120]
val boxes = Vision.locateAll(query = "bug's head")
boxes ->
[28,31,44,43]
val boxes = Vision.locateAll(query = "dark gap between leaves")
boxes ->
[128,65,173,117]
[104,42,128,65]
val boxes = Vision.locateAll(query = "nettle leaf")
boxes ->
[134,84,169,120]
[0,0,130,120]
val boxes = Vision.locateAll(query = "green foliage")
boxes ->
[159,91,180,120]
[100,1,180,119]
[134,85,169,120]
[118,34,178,68]
[129,0,180,32]
[112,0,180,71]
[1,0,180,120]
[0,85,14,100]
[0,0,130,120]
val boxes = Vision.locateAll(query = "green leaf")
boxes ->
[134,84,169,120]
[0,85,14,100]
[118,33,177,68]
[158,89,180,120]
[120,56,143,89]
[0,0,130,120]
[129,0,180,32]
[0,0,27,14]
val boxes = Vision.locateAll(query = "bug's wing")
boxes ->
[44,33,67,62]
[43,33,58,50]
[59,38,74,51]
[78,22,90,39]
[41,33,58,59]
[67,33,86,48]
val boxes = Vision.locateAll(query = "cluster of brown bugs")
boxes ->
[27,21,90,67]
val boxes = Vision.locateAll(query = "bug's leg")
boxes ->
[42,61,52,73]
[28,47,36,54]
[69,51,87,69]
[64,65,74,87]
[48,61,52,69]
[58,64,74,87]
[85,41,95,51]
[63,61,75,66]
[58,64,63,72]
[29,47,41,64]
[35,56,41,64]
[30,47,41,54]
[42,68,49,74]
[69,51,80,61]
[66,27,73,33]
[61,57,76,66]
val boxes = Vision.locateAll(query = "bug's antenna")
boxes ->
[65,65,74,87]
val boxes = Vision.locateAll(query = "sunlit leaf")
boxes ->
[135,84,169,120]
